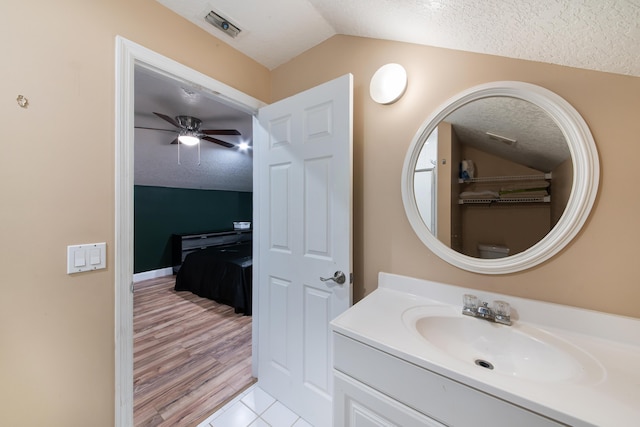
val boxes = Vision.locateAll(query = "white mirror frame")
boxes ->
[401,81,600,274]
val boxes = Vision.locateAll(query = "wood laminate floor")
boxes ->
[133,275,255,426]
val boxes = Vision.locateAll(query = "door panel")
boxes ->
[268,276,291,373]
[303,285,332,396]
[305,157,332,257]
[269,164,292,252]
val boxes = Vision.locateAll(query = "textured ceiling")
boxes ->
[140,0,638,189]
[134,67,253,191]
[446,97,570,172]
[157,0,640,75]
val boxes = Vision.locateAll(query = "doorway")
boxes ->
[132,65,255,424]
[115,36,265,426]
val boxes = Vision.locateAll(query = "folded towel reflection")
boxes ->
[459,190,499,199]
[500,191,548,199]
[500,181,550,192]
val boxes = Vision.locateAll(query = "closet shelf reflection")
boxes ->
[458,172,552,204]
[458,172,552,184]
[458,196,551,205]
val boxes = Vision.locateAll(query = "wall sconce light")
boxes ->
[369,63,408,105]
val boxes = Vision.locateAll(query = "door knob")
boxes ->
[320,271,346,285]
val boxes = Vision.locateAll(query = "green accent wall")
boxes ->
[134,185,252,273]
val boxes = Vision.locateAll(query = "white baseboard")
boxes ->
[133,267,174,283]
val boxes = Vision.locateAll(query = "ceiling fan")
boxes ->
[135,112,241,148]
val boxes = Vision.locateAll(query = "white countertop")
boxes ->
[331,272,640,427]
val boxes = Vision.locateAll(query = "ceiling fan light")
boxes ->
[178,132,200,146]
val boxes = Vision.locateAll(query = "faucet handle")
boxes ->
[462,294,478,316]
[493,300,510,316]
[493,300,512,325]
[463,294,478,308]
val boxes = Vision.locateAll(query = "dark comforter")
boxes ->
[174,242,252,315]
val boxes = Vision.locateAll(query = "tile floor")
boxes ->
[198,385,313,427]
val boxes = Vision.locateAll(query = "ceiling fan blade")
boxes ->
[153,112,181,128]
[201,136,235,148]
[135,126,177,132]
[169,137,179,145]
[201,129,241,136]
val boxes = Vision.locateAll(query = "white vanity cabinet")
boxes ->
[333,332,565,427]
[334,371,445,427]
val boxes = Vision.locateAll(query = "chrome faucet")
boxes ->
[462,294,512,326]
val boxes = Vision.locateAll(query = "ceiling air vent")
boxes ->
[486,131,517,146]
[205,11,241,38]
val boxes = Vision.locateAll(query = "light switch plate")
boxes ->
[67,242,106,274]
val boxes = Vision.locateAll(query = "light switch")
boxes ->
[67,242,106,274]
[89,248,101,265]
[74,249,86,267]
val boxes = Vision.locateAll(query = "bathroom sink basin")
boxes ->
[403,306,602,383]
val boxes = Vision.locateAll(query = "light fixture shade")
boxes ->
[370,63,408,105]
[178,133,199,146]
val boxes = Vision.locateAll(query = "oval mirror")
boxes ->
[401,81,599,274]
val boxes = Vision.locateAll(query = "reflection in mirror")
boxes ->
[413,97,573,258]
[402,81,599,274]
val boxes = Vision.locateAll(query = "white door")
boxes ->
[255,74,353,426]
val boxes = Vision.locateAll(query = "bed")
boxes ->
[174,241,253,315]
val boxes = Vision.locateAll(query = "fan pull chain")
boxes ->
[197,140,201,166]
[177,139,181,165]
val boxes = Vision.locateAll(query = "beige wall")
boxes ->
[3,2,640,424]
[271,35,640,319]
[0,0,269,425]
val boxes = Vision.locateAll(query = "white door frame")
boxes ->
[114,36,265,426]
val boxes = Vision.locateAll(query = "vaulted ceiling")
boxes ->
[136,1,639,190]
[157,0,640,76]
